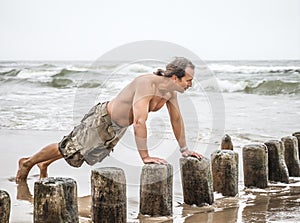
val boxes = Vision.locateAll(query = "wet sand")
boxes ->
[1,129,300,222]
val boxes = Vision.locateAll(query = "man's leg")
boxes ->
[37,156,61,178]
[16,143,63,183]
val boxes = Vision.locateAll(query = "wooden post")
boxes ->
[0,190,10,223]
[221,134,233,150]
[264,140,289,183]
[140,164,173,216]
[180,157,214,206]
[292,132,300,159]
[34,177,78,223]
[211,150,239,196]
[91,167,126,223]
[243,144,268,188]
[281,136,300,177]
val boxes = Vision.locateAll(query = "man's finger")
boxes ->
[161,159,168,164]
[153,159,161,164]
[191,153,203,159]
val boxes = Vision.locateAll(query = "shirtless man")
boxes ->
[16,57,203,183]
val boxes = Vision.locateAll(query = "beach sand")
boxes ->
[1,129,300,223]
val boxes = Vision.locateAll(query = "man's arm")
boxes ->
[132,83,167,164]
[166,94,186,148]
[166,93,203,159]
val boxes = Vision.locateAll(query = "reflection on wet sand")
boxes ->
[138,216,173,223]
[242,194,270,223]
[242,185,300,223]
[182,197,239,223]
[16,181,33,203]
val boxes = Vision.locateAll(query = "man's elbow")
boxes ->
[133,119,146,128]
[170,114,181,123]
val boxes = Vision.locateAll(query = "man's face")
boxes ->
[175,66,194,92]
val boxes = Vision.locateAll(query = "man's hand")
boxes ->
[181,149,204,159]
[142,156,168,165]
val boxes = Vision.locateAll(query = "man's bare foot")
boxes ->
[16,157,31,183]
[37,162,48,179]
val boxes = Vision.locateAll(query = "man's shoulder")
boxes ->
[133,74,157,86]
[135,74,156,81]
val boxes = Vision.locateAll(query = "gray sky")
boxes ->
[0,0,299,60]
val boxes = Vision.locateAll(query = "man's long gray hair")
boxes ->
[154,57,195,80]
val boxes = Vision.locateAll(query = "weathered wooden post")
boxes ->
[91,167,126,223]
[211,150,239,196]
[281,136,300,177]
[180,157,214,206]
[243,144,268,188]
[264,140,289,183]
[34,177,78,223]
[292,132,300,159]
[221,134,233,150]
[0,190,10,223]
[140,164,173,216]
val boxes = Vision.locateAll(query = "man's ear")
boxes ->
[170,75,177,80]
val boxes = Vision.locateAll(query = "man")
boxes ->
[16,57,203,183]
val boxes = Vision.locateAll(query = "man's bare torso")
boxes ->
[107,74,174,127]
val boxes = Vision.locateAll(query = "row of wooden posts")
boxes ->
[1,132,299,222]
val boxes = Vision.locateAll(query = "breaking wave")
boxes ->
[201,79,300,95]
[243,80,300,95]
[0,69,21,76]
[208,63,300,75]
[52,68,84,77]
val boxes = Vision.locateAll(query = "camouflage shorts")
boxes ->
[58,101,127,167]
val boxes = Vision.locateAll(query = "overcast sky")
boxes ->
[0,0,299,60]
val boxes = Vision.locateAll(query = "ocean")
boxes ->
[0,60,299,222]
[1,60,300,139]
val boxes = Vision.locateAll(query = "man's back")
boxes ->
[107,74,175,127]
